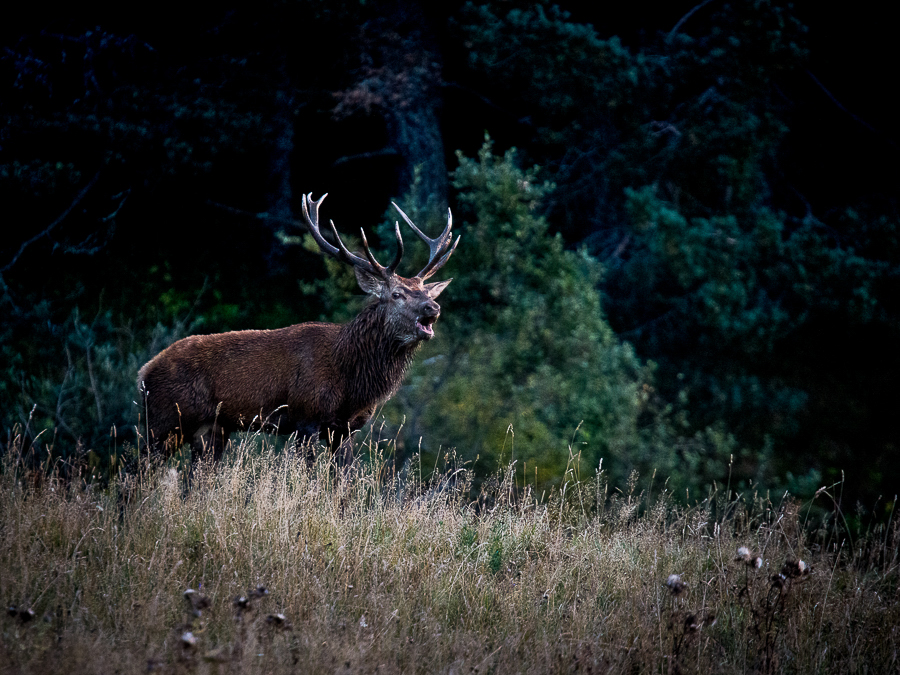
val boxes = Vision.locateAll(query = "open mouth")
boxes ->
[416,315,437,339]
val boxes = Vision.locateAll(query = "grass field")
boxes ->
[2,431,898,674]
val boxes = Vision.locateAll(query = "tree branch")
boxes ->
[206,200,319,234]
[805,70,896,148]
[332,148,400,167]
[668,0,718,41]
[2,170,102,273]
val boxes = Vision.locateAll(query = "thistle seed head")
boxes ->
[251,585,268,599]
[266,613,292,630]
[183,589,210,615]
[181,631,198,649]
[781,559,810,579]
[8,606,35,623]
[667,574,687,595]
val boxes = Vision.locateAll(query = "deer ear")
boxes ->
[355,267,385,295]
[424,278,452,299]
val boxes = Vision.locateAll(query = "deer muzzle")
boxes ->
[416,312,439,340]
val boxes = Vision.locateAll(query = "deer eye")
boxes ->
[392,291,403,300]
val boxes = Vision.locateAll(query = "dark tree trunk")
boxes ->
[384,88,447,210]
[333,0,447,210]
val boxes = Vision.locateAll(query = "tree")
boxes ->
[2,0,896,503]
[455,1,900,499]
[376,141,740,493]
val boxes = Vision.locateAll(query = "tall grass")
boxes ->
[1,431,898,674]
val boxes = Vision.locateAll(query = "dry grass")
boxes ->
[1,432,898,674]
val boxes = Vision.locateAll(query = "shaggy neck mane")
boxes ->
[334,302,419,407]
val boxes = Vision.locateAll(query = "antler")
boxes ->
[301,193,459,281]
[301,193,403,279]
[392,203,461,280]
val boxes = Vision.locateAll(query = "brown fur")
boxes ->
[138,272,450,461]
[138,189,461,462]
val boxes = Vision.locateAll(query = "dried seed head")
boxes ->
[181,631,198,649]
[736,546,751,562]
[17,608,35,623]
[266,613,292,630]
[751,556,763,569]
[781,559,810,579]
[684,613,699,632]
[234,596,250,610]
[666,574,687,595]
[184,589,210,612]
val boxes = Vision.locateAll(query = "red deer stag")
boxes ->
[137,193,459,463]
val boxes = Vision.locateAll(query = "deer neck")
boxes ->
[334,303,419,405]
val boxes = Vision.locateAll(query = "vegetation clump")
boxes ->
[1,433,897,674]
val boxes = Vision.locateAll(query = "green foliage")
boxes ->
[457,1,899,499]
[458,2,641,143]
[618,178,897,464]
[384,141,636,482]
[624,187,798,353]
[377,140,739,494]
[0,301,189,467]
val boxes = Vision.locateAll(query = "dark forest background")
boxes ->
[1,0,896,507]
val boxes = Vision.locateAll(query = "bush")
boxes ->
[379,140,741,494]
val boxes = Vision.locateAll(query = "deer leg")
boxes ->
[322,424,355,467]
[141,394,185,457]
[191,422,231,464]
[334,408,375,467]
[335,435,355,467]
[183,424,230,489]
[292,421,320,467]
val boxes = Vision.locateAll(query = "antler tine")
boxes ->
[355,227,392,277]
[382,221,405,273]
[302,193,358,266]
[302,193,398,279]
[392,203,457,279]
[301,193,338,259]
[326,217,376,271]
[422,233,461,280]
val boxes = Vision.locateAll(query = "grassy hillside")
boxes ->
[1,433,897,674]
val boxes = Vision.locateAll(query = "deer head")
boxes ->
[301,193,460,343]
